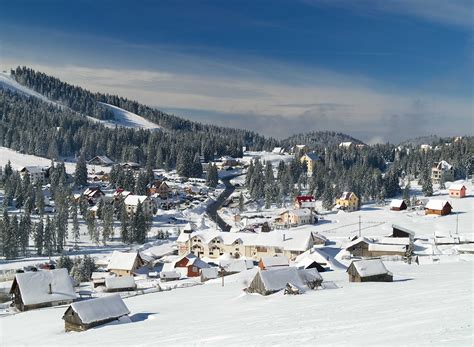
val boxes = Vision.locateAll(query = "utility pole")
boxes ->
[456,211,459,235]
[358,215,361,238]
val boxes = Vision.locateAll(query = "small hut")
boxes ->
[345,237,372,258]
[246,267,323,296]
[200,267,219,282]
[425,200,452,216]
[105,276,136,292]
[159,271,181,282]
[10,269,76,311]
[391,224,415,241]
[63,294,130,332]
[107,251,145,277]
[448,183,466,198]
[390,199,407,211]
[347,259,393,282]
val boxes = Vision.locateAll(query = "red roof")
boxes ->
[296,195,315,202]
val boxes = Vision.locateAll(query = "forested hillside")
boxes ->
[281,131,364,151]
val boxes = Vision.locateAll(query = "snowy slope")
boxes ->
[0,72,59,106]
[95,102,161,131]
[2,261,472,346]
[0,71,160,131]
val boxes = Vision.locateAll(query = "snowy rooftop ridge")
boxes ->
[258,267,322,292]
[448,183,466,191]
[105,276,136,290]
[425,199,451,210]
[107,251,140,271]
[349,259,390,277]
[124,195,149,206]
[67,294,130,324]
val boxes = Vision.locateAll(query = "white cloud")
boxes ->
[304,0,473,28]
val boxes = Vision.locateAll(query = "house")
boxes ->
[425,200,452,216]
[277,209,313,227]
[219,259,254,275]
[159,271,181,282]
[391,224,415,241]
[83,187,105,204]
[246,267,323,296]
[420,144,432,152]
[178,229,318,261]
[292,144,308,154]
[10,269,76,311]
[91,272,114,288]
[431,160,454,184]
[173,253,210,277]
[107,251,145,277]
[335,192,359,212]
[105,276,136,292]
[294,195,316,209]
[390,199,407,211]
[88,155,114,166]
[347,259,393,282]
[63,294,130,332]
[124,195,155,216]
[258,256,290,270]
[156,181,171,199]
[345,237,372,258]
[120,162,141,170]
[448,183,467,198]
[300,152,319,176]
[18,166,48,185]
[113,188,131,201]
[295,257,327,272]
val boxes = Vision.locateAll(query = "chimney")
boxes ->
[48,283,52,294]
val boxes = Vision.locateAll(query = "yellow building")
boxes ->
[335,192,359,212]
[300,152,319,176]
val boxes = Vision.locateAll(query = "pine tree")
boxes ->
[102,203,114,245]
[71,202,80,249]
[206,164,218,188]
[238,193,245,212]
[34,219,44,255]
[19,213,31,257]
[120,204,129,244]
[74,152,88,187]
[322,185,334,211]
[44,215,53,257]
[56,255,73,272]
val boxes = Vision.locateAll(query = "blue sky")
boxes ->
[1,0,472,142]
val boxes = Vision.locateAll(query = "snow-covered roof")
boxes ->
[258,267,322,291]
[284,209,311,217]
[272,147,284,154]
[201,267,219,279]
[390,199,406,208]
[349,259,390,277]
[19,166,47,174]
[91,272,114,280]
[175,253,210,269]
[303,152,319,161]
[425,199,451,211]
[105,276,135,290]
[88,155,114,165]
[67,294,129,324]
[379,237,411,246]
[339,142,353,147]
[219,259,254,273]
[178,228,315,252]
[434,160,452,170]
[345,237,372,250]
[391,224,415,236]
[448,183,466,191]
[124,195,149,206]
[11,268,76,306]
[160,271,181,279]
[338,192,356,200]
[107,251,141,271]
[368,243,407,253]
[260,256,289,268]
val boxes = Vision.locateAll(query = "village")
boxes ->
[0,140,472,345]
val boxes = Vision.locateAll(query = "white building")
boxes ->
[124,195,155,216]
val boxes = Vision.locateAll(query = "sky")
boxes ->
[0,0,473,143]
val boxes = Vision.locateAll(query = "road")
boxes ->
[206,174,241,231]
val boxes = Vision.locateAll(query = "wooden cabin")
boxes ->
[390,199,407,211]
[391,224,415,241]
[345,237,372,258]
[10,269,76,311]
[246,267,323,296]
[347,259,393,282]
[425,200,452,216]
[107,251,145,277]
[448,183,466,198]
[63,294,129,332]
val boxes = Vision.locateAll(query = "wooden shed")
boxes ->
[347,259,393,282]
[107,251,145,277]
[391,224,415,241]
[425,200,452,216]
[174,253,210,277]
[10,269,76,311]
[258,256,290,270]
[390,199,407,211]
[345,237,372,258]
[448,183,466,198]
[246,267,323,296]
[63,294,130,332]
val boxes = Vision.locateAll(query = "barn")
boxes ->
[347,259,393,282]
[390,199,407,211]
[345,237,372,258]
[425,200,452,216]
[62,294,130,332]
[246,267,323,296]
[105,276,136,292]
[391,224,415,241]
[10,269,77,311]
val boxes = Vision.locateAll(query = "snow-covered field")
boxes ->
[0,147,111,174]
[95,102,161,130]
[0,72,59,106]
[1,261,472,346]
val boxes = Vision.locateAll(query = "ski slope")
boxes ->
[1,261,472,346]
[96,102,161,131]
[0,71,161,131]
